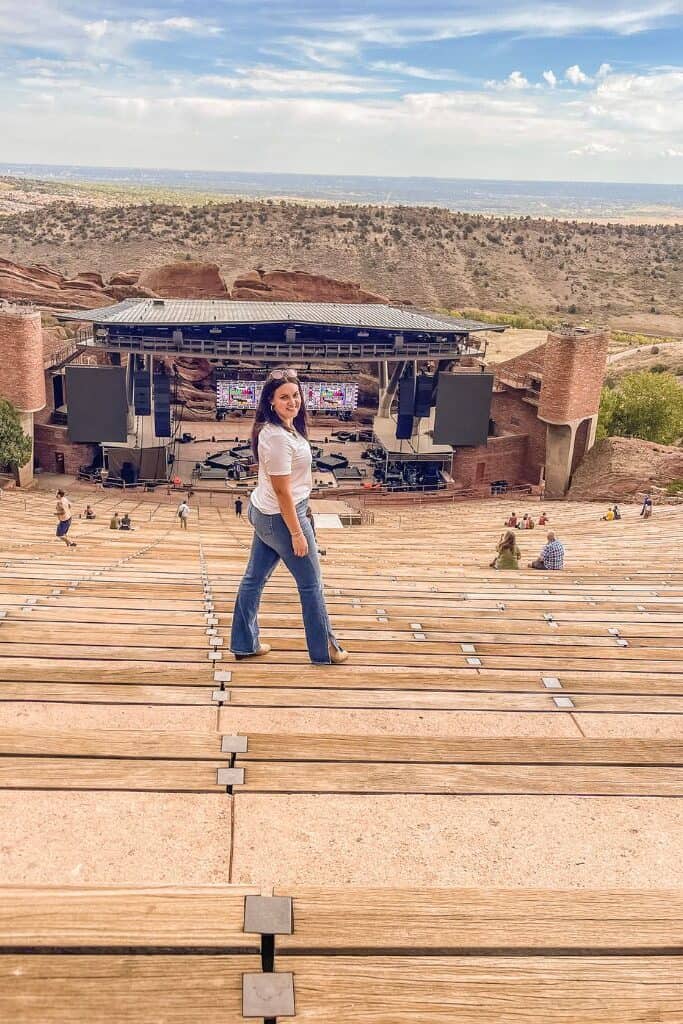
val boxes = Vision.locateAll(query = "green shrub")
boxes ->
[598,370,683,445]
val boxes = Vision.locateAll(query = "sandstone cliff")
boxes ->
[0,257,389,310]
[231,268,387,303]
[568,437,683,501]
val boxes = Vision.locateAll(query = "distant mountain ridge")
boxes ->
[0,192,681,333]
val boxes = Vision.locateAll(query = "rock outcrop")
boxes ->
[138,261,229,298]
[0,257,113,310]
[568,436,683,501]
[231,268,387,303]
[0,256,392,316]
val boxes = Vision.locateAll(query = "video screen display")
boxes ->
[216,380,358,411]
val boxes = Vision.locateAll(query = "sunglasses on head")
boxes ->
[268,367,298,381]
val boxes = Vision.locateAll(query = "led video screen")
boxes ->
[216,380,358,412]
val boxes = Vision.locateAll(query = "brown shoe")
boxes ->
[234,644,271,660]
[329,643,348,664]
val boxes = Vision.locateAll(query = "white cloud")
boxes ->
[565,64,592,85]
[588,69,683,133]
[664,147,683,157]
[370,61,469,82]
[597,62,613,78]
[307,4,682,45]
[486,70,530,90]
[543,69,557,88]
[569,141,618,154]
[270,36,359,68]
[200,67,391,96]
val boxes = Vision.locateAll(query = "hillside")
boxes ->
[0,179,681,334]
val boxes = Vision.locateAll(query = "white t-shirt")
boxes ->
[177,502,190,519]
[56,496,72,521]
[250,422,312,514]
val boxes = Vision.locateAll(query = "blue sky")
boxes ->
[1,0,682,182]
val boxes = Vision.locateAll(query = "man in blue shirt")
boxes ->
[530,532,564,570]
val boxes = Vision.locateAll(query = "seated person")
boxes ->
[530,531,564,570]
[119,513,132,531]
[601,507,615,521]
[506,513,518,528]
[525,516,535,529]
[517,513,529,529]
[84,505,96,520]
[491,530,521,570]
[538,512,548,526]
[613,505,621,520]
[109,512,120,530]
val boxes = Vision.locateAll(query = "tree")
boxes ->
[0,400,32,472]
[597,371,683,445]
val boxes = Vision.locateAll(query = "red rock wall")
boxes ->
[538,330,609,424]
[0,306,46,412]
[231,268,387,303]
[138,262,229,298]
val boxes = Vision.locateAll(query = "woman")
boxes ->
[230,368,347,665]
[491,530,521,570]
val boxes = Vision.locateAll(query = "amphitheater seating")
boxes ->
[0,488,681,1021]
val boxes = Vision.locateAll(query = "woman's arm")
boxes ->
[270,474,308,557]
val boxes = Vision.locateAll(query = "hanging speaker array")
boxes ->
[153,372,171,438]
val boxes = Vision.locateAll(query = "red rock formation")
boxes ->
[568,436,683,501]
[109,271,140,286]
[105,284,157,301]
[231,268,387,303]
[0,256,391,312]
[138,261,229,298]
[0,257,113,310]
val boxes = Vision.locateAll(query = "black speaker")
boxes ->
[134,371,151,416]
[65,366,128,443]
[395,414,414,440]
[121,461,138,485]
[398,374,416,416]
[414,375,433,418]
[433,373,494,446]
[153,373,171,438]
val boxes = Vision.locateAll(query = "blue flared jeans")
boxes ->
[230,499,338,664]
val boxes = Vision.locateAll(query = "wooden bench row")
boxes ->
[1,888,680,1022]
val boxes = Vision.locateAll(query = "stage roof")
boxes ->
[57,298,502,335]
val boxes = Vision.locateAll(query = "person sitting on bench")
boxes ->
[538,512,548,526]
[109,512,120,530]
[491,530,520,570]
[84,505,96,520]
[506,512,518,527]
[601,507,615,521]
[119,513,132,531]
[530,531,564,570]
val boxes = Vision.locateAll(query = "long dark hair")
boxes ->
[499,529,517,552]
[251,373,309,461]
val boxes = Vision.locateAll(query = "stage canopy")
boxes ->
[57,299,503,363]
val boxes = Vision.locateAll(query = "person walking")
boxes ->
[177,498,190,530]
[230,368,347,665]
[234,496,243,518]
[54,489,76,548]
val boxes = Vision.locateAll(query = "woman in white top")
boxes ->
[230,368,347,665]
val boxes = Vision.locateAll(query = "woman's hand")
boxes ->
[291,530,309,557]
